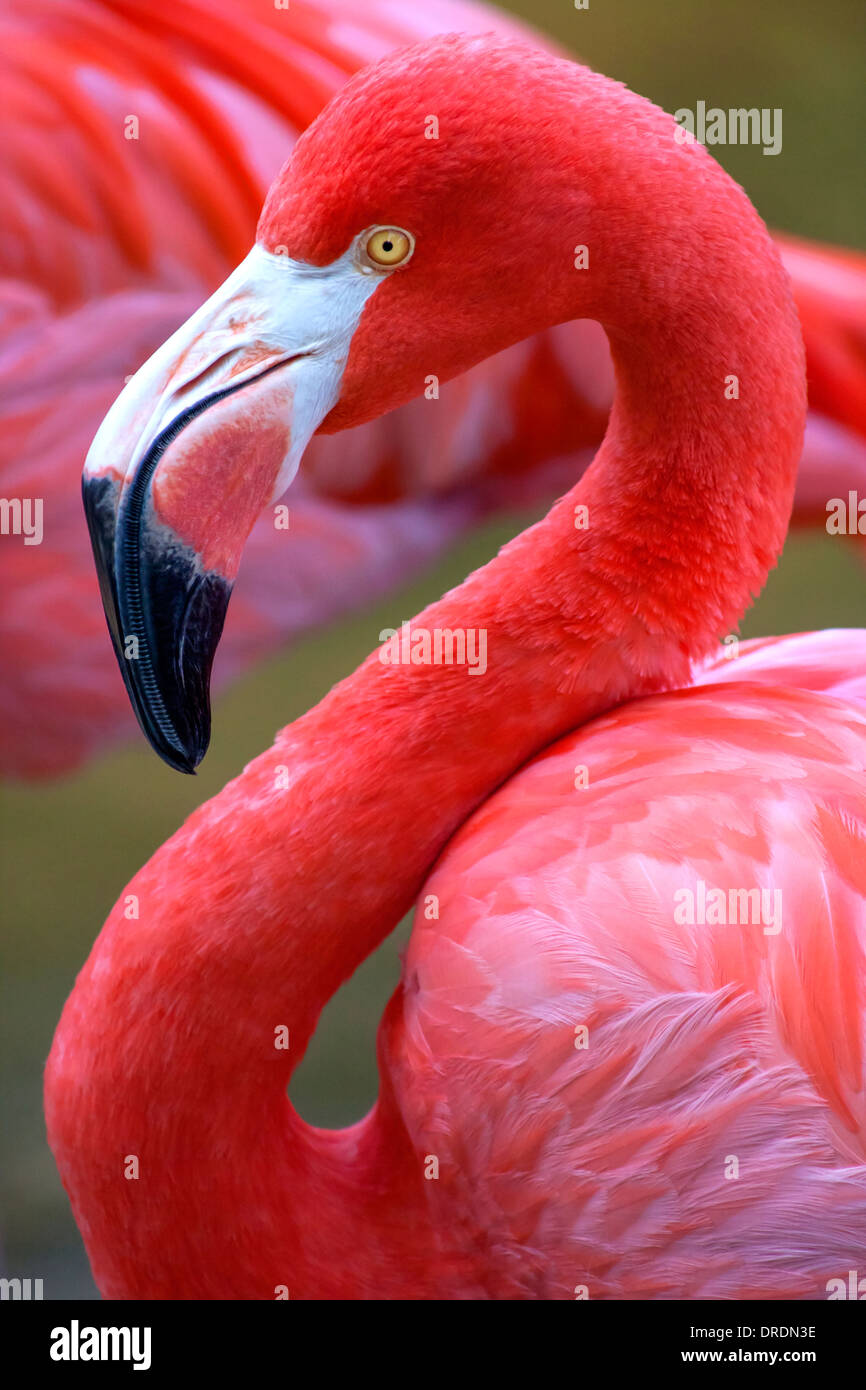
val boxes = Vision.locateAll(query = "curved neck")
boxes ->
[46,95,806,1298]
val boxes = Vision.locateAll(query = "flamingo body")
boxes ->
[391,681,866,1298]
[47,636,866,1298]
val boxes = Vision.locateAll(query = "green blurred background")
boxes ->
[1,0,864,1298]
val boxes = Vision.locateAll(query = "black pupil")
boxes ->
[382,240,393,252]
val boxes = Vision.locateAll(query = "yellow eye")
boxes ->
[364,226,414,267]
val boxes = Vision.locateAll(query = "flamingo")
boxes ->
[3,0,865,779]
[45,33,866,1299]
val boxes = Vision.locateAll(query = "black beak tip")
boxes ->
[117,553,230,776]
[138,717,205,776]
[83,471,230,775]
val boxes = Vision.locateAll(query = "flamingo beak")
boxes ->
[83,244,380,771]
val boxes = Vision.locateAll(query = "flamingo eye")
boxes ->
[362,227,414,267]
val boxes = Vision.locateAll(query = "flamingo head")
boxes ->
[80,32,720,770]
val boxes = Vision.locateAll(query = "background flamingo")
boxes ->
[2,0,865,777]
[45,32,866,1298]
